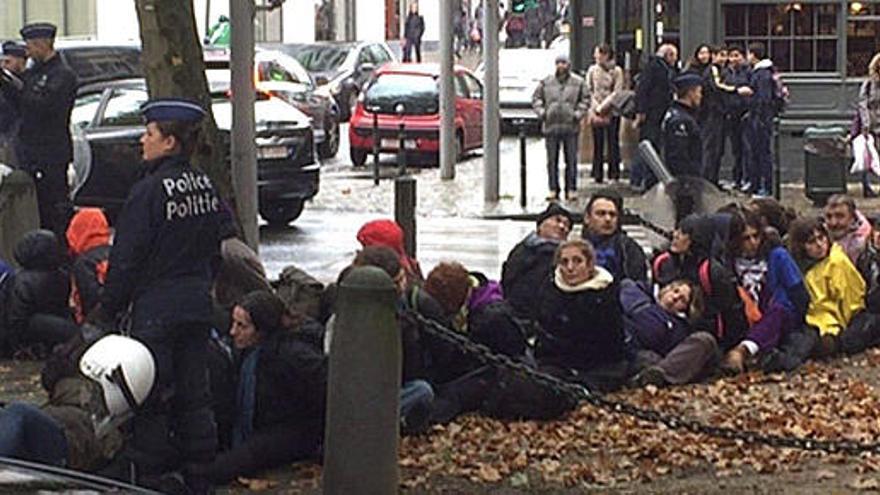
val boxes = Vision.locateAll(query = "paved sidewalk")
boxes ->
[311,145,880,222]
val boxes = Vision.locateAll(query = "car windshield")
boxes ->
[365,73,438,115]
[286,45,349,73]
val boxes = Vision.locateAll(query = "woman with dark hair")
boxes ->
[188,290,327,484]
[586,43,624,183]
[652,214,748,355]
[624,278,718,387]
[719,210,808,374]
[785,217,866,358]
[536,239,628,391]
[685,44,713,74]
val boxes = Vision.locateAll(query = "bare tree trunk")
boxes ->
[134,0,235,209]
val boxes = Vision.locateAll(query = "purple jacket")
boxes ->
[620,279,691,356]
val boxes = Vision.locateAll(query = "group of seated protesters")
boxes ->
[4,191,880,488]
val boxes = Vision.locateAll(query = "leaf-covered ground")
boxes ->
[6,352,880,493]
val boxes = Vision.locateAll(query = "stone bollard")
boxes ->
[0,169,39,267]
[323,266,401,495]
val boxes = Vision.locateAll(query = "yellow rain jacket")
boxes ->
[804,243,866,336]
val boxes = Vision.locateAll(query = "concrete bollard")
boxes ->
[0,169,39,267]
[323,266,401,495]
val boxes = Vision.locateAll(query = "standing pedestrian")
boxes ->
[633,44,678,191]
[586,44,624,183]
[0,23,77,242]
[662,72,704,178]
[90,98,223,493]
[723,45,752,190]
[403,3,425,63]
[0,41,26,168]
[532,53,589,202]
[745,42,777,197]
[700,45,753,186]
[856,52,880,198]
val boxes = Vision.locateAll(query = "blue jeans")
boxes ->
[545,132,579,193]
[0,403,68,467]
[400,380,434,434]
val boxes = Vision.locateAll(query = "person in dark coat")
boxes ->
[744,42,778,196]
[536,239,628,392]
[662,72,704,178]
[632,43,677,190]
[723,45,752,190]
[652,214,749,354]
[0,23,77,241]
[0,40,26,168]
[580,190,648,282]
[502,203,572,320]
[623,278,717,387]
[719,210,808,374]
[89,98,223,491]
[403,2,425,63]
[4,229,73,352]
[65,208,110,325]
[188,291,327,485]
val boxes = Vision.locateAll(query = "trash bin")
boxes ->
[804,126,848,206]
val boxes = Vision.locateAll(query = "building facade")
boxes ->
[571,1,880,178]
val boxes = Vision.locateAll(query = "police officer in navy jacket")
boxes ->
[662,72,704,178]
[93,98,222,492]
[0,23,77,239]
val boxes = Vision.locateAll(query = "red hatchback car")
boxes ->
[349,63,484,166]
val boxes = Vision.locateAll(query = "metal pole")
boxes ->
[773,118,781,201]
[372,108,380,185]
[439,0,456,180]
[519,121,527,209]
[323,267,401,495]
[230,0,259,250]
[395,176,417,258]
[482,0,500,203]
[204,0,212,40]
[397,122,407,176]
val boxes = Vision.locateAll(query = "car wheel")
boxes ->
[317,119,340,159]
[260,200,305,227]
[350,147,368,167]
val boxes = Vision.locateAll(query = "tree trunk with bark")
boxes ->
[134,0,235,209]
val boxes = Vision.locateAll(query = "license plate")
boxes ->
[258,146,289,159]
[381,138,417,150]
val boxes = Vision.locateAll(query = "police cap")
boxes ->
[20,22,57,40]
[140,98,207,124]
[672,72,703,91]
[1,41,26,59]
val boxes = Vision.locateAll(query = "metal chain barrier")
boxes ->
[413,312,880,456]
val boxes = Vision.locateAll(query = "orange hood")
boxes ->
[66,208,111,256]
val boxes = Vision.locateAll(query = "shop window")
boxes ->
[723,3,838,73]
[847,1,880,76]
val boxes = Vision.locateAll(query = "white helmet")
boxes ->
[79,335,156,418]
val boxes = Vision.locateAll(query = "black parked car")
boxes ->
[55,40,144,87]
[70,77,318,226]
[265,41,396,122]
[204,46,341,160]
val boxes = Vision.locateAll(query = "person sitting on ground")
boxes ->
[719,210,808,374]
[853,214,880,352]
[744,197,796,238]
[326,246,435,434]
[623,278,716,387]
[188,290,327,485]
[66,208,111,324]
[580,190,648,282]
[357,219,424,289]
[501,203,572,321]
[535,239,628,392]
[824,194,871,264]
[2,334,153,473]
[4,230,75,353]
[787,217,866,358]
[652,214,749,355]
